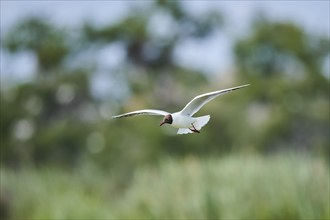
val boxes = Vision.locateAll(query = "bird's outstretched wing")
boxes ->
[179,84,250,116]
[112,109,169,118]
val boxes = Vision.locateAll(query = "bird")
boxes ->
[112,84,249,134]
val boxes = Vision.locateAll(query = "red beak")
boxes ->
[160,121,166,126]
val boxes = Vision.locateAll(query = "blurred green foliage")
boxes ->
[4,17,70,71]
[1,154,329,219]
[234,19,329,154]
[0,2,329,219]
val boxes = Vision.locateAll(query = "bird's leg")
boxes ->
[189,123,200,133]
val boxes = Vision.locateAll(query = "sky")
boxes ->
[1,0,329,87]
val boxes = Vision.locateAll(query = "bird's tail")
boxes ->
[177,128,193,135]
[176,115,210,135]
[194,115,210,130]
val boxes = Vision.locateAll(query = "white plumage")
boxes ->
[112,84,249,134]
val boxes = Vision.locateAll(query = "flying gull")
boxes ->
[112,84,250,134]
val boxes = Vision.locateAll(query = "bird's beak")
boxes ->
[160,121,166,126]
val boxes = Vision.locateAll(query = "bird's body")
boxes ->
[112,84,249,135]
[171,113,196,128]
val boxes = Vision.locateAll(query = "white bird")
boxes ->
[112,84,249,134]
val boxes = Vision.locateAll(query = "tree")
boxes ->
[1,2,224,168]
[4,17,69,73]
[233,18,329,155]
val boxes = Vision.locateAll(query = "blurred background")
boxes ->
[0,1,329,219]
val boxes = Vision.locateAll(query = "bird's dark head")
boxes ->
[160,114,173,126]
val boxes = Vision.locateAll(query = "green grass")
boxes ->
[1,153,329,219]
